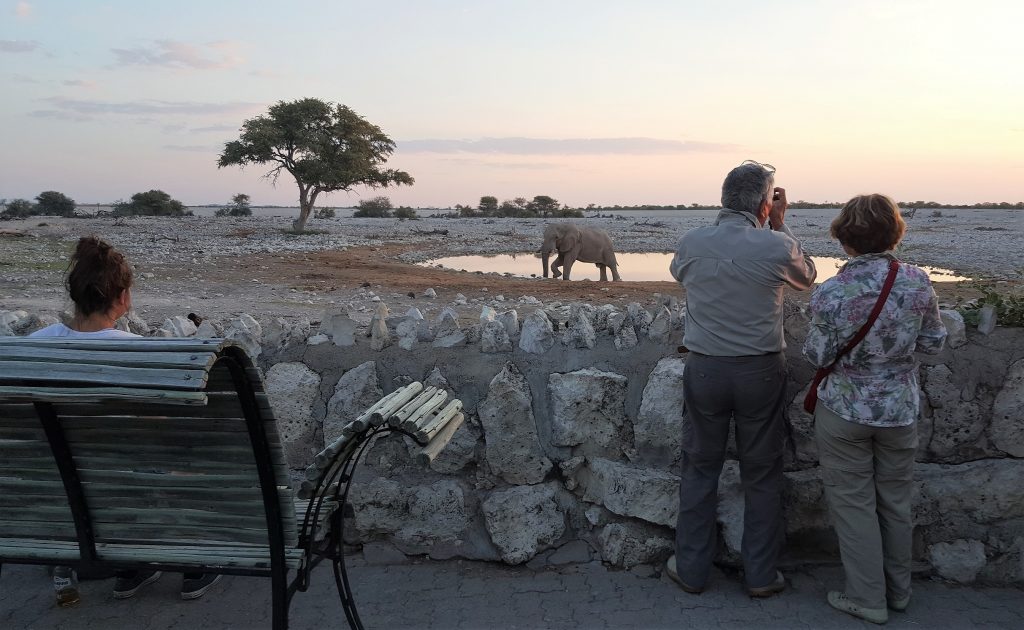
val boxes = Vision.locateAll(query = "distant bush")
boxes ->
[216,193,252,217]
[394,206,418,220]
[113,190,189,217]
[314,207,336,219]
[35,191,76,217]
[353,196,393,218]
[0,198,36,219]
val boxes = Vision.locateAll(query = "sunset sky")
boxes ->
[2,0,1022,208]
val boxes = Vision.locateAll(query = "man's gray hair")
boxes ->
[721,161,775,215]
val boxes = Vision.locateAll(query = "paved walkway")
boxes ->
[2,559,1022,629]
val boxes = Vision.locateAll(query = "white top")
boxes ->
[29,323,140,339]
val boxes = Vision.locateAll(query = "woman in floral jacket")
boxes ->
[803,194,947,625]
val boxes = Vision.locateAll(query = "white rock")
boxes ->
[370,318,391,351]
[563,312,596,349]
[225,313,263,358]
[482,483,565,565]
[978,305,997,334]
[614,324,639,350]
[160,315,197,338]
[648,306,672,343]
[480,319,512,353]
[480,305,497,324]
[307,333,330,345]
[498,309,519,340]
[634,357,686,466]
[992,358,1024,457]
[423,288,437,298]
[519,311,555,354]
[264,362,322,466]
[928,539,987,584]
[324,361,382,443]
[477,362,553,485]
[194,320,220,338]
[324,313,358,347]
[453,293,468,306]
[405,307,424,320]
[939,309,967,348]
[519,296,541,305]
[599,522,674,569]
[577,457,679,527]
[549,368,627,453]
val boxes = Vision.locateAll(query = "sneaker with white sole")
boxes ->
[888,593,911,612]
[112,570,163,599]
[746,571,785,598]
[180,574,222,600]
[827,591,888,625]
[664,555,704,594]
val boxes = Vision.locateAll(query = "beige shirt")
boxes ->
[670,209,817,356]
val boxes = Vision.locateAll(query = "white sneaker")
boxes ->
[827,591,888,625]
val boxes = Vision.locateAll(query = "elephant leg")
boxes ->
[551,253,563,278]
[611,264,622,281]
[597,264,608,281]
[562,255,576,280]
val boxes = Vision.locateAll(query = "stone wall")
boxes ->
[4,302,1023,584]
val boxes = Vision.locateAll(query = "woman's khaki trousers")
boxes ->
[814,404,917,610]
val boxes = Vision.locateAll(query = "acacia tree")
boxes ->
[217,98,413,232]
[35,191,76,216]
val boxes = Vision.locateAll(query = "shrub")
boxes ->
[35,191,76,217]
[0,198,36,219]
[956,283,1024,328]
[113,190,189,217]
[353,196,393,218]
[314,207,336,219]
[394,206,418,220]
[216,193,253,217]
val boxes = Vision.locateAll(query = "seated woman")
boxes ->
[31,236,221,602]
[803,195,947,624]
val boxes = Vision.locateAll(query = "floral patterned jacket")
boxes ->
[802,253,947,427]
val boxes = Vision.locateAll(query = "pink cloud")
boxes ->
[111,40,244,70]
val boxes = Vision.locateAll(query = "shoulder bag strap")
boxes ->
[823,258,901,372]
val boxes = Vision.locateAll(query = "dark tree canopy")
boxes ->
[478,195,498,215]
[0,199,35,219]
[35,191,76,217]
[217,98,413,231]
[113,190,188,217]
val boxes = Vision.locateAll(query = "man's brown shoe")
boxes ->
[746,571,786,598]
[665,555,703,594]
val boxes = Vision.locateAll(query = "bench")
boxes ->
[0,337,464,630]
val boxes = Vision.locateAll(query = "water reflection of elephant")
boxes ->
[541,223,621,281]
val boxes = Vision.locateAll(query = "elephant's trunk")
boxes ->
[541,238,555,278]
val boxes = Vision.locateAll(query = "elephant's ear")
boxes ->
[560,226,579,252]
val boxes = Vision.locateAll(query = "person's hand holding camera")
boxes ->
[769,187,788,231]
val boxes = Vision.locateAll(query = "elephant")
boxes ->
[541,223,621,281]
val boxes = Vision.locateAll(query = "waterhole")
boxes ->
[420,253,969,283]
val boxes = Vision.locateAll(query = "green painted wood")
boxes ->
[0,347,217,370]
[0,337,233,353]
[0,361,208,390]
[92,521,296,547]
[0,521,77,539]
[0,387,208,405]
[57,416,249,432]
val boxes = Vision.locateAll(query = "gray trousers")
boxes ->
[674,352,787,590]
[815,404,916,610]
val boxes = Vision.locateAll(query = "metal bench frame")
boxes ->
[0,337,463,630]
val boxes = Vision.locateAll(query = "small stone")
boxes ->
[480,305,497,324]
[498,309,519,340]
[307,333,329,345]
[453,293,468,306]
[423,288,437,298]
[481,320,512,353]
[160,315,197,338]
[614,325,639,350]
[648,306,672,343]
[977,305,997,334]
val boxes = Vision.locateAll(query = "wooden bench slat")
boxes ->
[93,522,295,547]
[0,521,78,539]
[0,347,217,370]
[0,539,305,569]
[55,416,249,432]
[0,337,231,353]
[0,361,209,390]
[0,386,208,405]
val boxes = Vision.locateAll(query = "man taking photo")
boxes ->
[666,160,817,597]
